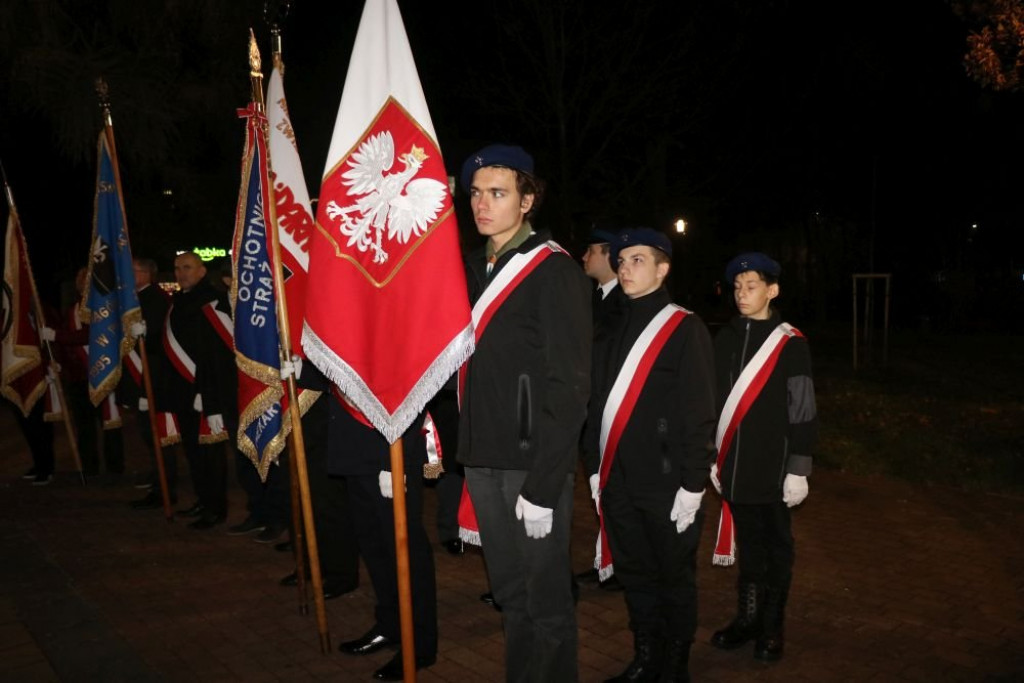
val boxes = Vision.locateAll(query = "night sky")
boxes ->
[1,1,1021,322]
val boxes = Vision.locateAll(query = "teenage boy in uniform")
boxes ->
[457,144,591,682]
[583,227,716,683]
[709,251,818,662]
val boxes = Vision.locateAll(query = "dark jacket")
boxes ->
[583,288,717,497]
[713,310,817,504]
[118,283,171,405]
[456,229,592,509]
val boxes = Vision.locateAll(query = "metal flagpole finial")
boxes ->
[249,29,263,78]
[95,77,113,126]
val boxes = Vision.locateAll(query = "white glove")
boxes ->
[378,470,406,499]
[710,463,722,494]
[130,321,147,337]
[46,365,59,383]
[207,414,224,434]
[589,473,600,513]
[515,494,553,539]
[669,488,705,533]
[138,397,149,411]
[280,355,303,381]
[193,393,203,412]
[40,326,56,342]
[783,474,808,507]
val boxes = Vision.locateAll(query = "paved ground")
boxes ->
[1,407,1022,682]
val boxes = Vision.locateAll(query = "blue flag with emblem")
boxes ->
[231,101,287,478]
[81,132,141,406]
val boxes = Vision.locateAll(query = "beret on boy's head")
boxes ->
[460,144,535,191]
[611,227,673,263]
[725,252,781,283]
[586,228,619,246]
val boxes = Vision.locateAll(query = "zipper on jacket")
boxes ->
[517,374,532,450]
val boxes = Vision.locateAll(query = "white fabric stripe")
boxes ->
[599,304,683,462]
[471,241,558,335]
[164,316,196,380]
[715,322,795,449]
[423,412,440,465]
[207,303,234,341]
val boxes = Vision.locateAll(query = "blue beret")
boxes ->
[725,252,781,283]
[586,228,619,245]
[460,144,534,191]
[611,227,672,263]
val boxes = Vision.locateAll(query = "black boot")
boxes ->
[605,629,662,683]
[754,585,788,661]
[711,582,761,650]
[659,639,691,682]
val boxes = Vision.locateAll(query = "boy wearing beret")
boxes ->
[709,252,818,662]
[583,227,717,683]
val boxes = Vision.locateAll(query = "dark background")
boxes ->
[1,0,1020,329]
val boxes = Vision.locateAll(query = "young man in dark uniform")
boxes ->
[457,144,592,682]
[583,228,717,683]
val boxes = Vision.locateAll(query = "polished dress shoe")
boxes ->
[600,575,625,592]
[322,580,358,600]
[373,651,436,681]
[177,502,205,518]
[480,592,502,612]
[442,538,464,555]
[338,629,396,656]
[575,567,600,584]
[130,491,165,510]
[279,571,302,587]
[274,540,293,553]
[188,513,225,530]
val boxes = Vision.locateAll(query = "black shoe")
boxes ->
[32,473,54,486]
[130,491,174,510]
[754,634,784,661]
[322,580,358,600]
[188,513,226,530]
[372,651,436,681]
[480,591,502,612]
[274,540,293,553]
[22,467,37,480]
[599,575,625,591]
[575,567,600,584]
[176,502,205,518]
[254,524,286,544]
[279,571,302,587]
[226,516,266,535]
[442,538,464,555]
[338,629,397,656]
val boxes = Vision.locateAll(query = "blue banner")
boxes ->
[83,132,140,406]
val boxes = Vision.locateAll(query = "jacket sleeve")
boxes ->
[521,260,592,508]
[784,338,817,476]
[195,297,237,417]
[676,316,718,493]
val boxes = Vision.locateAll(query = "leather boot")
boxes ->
[605,629,663,683]
[711,582,761,650]
[754,585,788,661]
[659,638,691,683]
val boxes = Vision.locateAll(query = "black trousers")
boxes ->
[347,471,437,658]
[730,500,794,590]
[602,468,703,640]
[68,381,124,474]
[178,411,227,517]
[12,399,54,476]
[236,450,288,526]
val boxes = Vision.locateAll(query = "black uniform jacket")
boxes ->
[583,288,717,498]
[118,283,171,406]
[158,280,236,418]
[713,310,817,504]
[456,229,592,509]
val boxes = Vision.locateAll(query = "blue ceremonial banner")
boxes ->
[82,132,141,406]
[232,102,287,477]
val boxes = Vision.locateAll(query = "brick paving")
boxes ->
[1,407,1022,682]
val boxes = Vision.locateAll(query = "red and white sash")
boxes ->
[422,411,443,479]
[163,306,196,382]
[594,304,689,579]
[202,300,234,349]
[457,241,567,547]
[712,322,802,566]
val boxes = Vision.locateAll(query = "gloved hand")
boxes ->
[207,414,224,434]
[138,397,149,411]
[515,494,553,539]
[280,355,303,381]
[783,474,808,507]
[710,463,722,494]
[669,488,705,533]
[46,365,59,383]
[378,470,406,499]
[193,393,203,412]
[40,326,56,342]
[589,473,600,513]
[130,321,147,337]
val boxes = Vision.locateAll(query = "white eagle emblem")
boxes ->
[325,131,447,264]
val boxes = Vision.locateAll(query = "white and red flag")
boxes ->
[302,0,473,443]
[1,206,47,416]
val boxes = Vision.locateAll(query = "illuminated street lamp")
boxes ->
[674,218,687,235]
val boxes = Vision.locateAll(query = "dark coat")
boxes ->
[713,310,817,504]
[456,229,592,509]
[583,288,717,498]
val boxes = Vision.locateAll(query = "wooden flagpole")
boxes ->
[389,440,417,682]
[94,79,174,520]
[1,166,85,482]
[248,29,330,654]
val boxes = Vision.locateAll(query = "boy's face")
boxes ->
[733,270,778,320]
[618,245,669,299]
[469,166,534,250]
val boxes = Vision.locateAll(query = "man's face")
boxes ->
[733,271,778,320]
[617,245,668,299]
[133,262,151,290]
[174,254,206,291]
[469,167,534,249]
[582,243,614,283]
